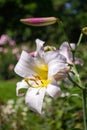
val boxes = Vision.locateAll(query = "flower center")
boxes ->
[24,74,51,88]
[34,64,48,79]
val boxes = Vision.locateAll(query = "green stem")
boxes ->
[72,33,83,62]
[67,73,83,90]
[77,33,83,47]
[72,64,85,89]
[82,89,87,130]
[57,20,70,44]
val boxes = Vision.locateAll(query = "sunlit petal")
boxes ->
[25,87,46,114]
[59,42,76,64]
[70,43,76,50]
[35,39,46,65]
[35,39,45,54]
[14,50,47,78]
[44,51,65,64]
[44,51,68,78]
[14,51,37,77]
[60,42,75,50]
[48,62,68,78]
[46,83,61,99]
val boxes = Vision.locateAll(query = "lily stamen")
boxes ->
[32,74,44,84]
[24,78,32,87]
[28,77,39,85]
[24,74,46,88]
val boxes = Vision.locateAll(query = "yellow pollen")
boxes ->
[34,64,48,79]
[24,75,51,88]
[24,64,50,88]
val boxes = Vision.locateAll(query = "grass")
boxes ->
[0,79,18,103]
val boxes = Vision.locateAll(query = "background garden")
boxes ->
[0,0,87,130]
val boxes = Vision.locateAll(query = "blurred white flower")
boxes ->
[21,45,29,51]
[0,47,3,52]
[9,39,16,46]
[0,34,16,46]
[8,64,14,70]
[61,92,70,97]
[0,34,9,45]
[12,48,19,54]
[3,48,8,53]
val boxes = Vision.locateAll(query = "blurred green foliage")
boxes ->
[0,80,83,130]
[0,0,87,43]
[0,44,87,130]
[0,1,87,130]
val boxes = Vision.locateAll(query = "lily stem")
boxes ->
[57,21,70,44]
[67,73,83,90]
[82,89,87,130]
[77,33,83,47]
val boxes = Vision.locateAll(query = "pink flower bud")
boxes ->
[20,17,58,26]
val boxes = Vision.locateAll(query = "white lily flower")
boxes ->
[14,39,69,114]
[59,41,83,65]
[59,41,83,86]
[59,41,75,64]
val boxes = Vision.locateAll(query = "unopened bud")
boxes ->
[20,17,59,26]
[82,27,87,35]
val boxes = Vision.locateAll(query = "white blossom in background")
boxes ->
[59,41,83,87]
[59,41,83,65]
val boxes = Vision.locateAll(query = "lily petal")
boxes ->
[35,39,45,54]
[44,51,68,77]
[14,51,38,77]
[16,80,28,96]
[44,51,66,64]
[29,39,45,57]
[35,39,45,63]
[60,42,76,51]
[59,42,76,64]
[70,43,76,50]
[25,88,46,114]
[48,61,68,78]
[46,83,61,99]
[53,71,67,81]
